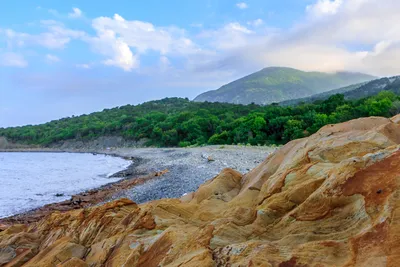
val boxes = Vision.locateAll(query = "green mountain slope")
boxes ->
[344,76,400,99]
[280,76,400,106]
[279,82,367,106]
[194,67,376,105]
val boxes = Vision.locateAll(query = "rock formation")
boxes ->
[2,116,400,266]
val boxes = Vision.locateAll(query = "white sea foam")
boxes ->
[0,152,130,218]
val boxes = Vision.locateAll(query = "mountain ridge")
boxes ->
[280,75,400,106]
[194,67,376,105]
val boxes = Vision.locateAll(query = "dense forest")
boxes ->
[1,91,400,147]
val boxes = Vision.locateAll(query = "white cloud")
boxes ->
[103,39,138,71]
[0,52,28,67]
[247,44,360,72]
[372,41,392,56]
[159,56,171,72]
[226,22,252,34]
[45,54,60,63]
[247,19,264,27]
[190,23,203,28]
[91,14,199,55]
[236,2,248,9]
[76,64,91,69]
[306,0,343,16]
[198,22,256,50]
[48,9,59,16]
[68,7,82,18]
[3,21,85,49]
[87,13,202,71]
[196,0,400,77]
[288,0,400,75]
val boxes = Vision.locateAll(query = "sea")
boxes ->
[0,152,130,218]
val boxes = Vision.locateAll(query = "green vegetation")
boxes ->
[281,76,400,106]
[194,67,375,105]
[1,91,400,148]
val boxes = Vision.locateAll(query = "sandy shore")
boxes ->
[0,145,276,226]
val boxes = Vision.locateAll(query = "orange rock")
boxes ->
[57,257,88,267]
[2,115,400,266]
[24,237,86,267]
[0,224,9,232]
[155,169,169,176]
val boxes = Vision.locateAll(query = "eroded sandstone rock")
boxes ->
[1,116,400,266]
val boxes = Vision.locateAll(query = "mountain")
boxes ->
[194,67,376,105]
[2,115,400,266]
[280,75,400,106]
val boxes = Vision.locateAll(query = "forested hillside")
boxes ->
[194,67,375,104]
[281,76,400,106]
[1,91,399,147]
[280,82,367,106]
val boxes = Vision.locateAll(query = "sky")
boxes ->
[1,0,400,127]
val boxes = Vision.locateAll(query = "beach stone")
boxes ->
[2,116,400,265]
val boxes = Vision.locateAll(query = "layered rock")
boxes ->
[2,116,400,266]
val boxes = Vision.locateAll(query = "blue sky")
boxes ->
[1,0,400,126]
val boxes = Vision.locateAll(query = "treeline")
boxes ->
[1,91,400,147]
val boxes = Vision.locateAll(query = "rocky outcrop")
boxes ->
[2,116,400,266]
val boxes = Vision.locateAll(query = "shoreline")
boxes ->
[0,149,154,226]
[0,163,168,226]
[0,148,107,154]
[0,145,276,227]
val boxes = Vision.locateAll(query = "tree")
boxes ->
[162,129,179,146]
[361,97,392,117]
[208,131,230,145]
[307,113,330,134]
[390,100,400,116]
[252,116,267,131]
[283,119,305,141]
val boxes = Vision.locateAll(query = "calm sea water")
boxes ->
[0,152,130,218]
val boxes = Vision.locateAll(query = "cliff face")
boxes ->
[2,116,400,266]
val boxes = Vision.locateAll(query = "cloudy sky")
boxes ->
[1,0,400,127]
